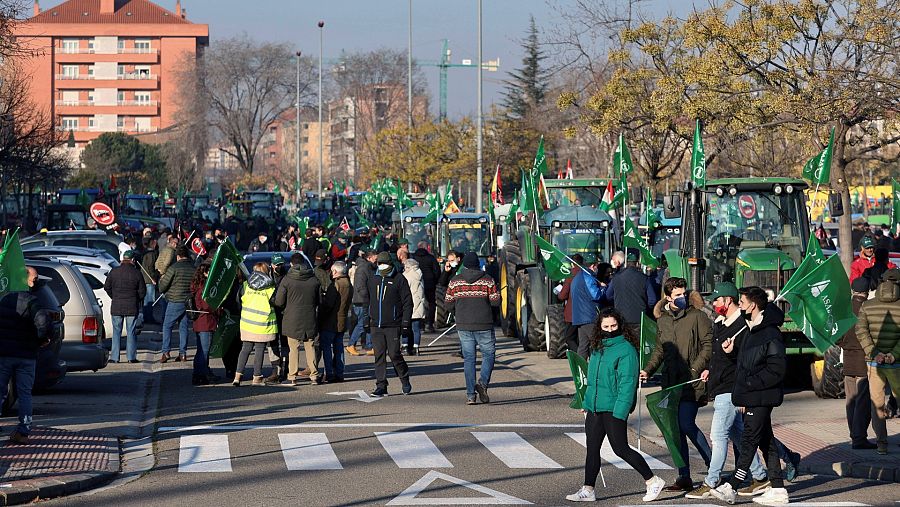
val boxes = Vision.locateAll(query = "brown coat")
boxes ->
[838,294,868,377]
[646,290,712,403]
[320,275,352,333]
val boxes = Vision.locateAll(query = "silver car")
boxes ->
[21,230,123,260]
[26,259,108,372]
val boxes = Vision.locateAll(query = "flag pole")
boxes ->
[427,323,456,346]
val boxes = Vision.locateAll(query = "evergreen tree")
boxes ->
[501,15,548,120]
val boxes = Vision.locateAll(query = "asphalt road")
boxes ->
[25,326,900,507]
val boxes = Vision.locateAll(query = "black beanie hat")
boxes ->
[463,251,480,269]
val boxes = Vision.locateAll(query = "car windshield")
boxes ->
[403,221,433,248]
[447,223,490,256]
[706,190,808,266]
[650,226,681,257]
[549,228,607,263]
[547,187,602,209]
[125,198,152,215]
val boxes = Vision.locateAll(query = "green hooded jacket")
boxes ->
[582,335,639,420]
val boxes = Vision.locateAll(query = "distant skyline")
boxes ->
[37,0,692,119]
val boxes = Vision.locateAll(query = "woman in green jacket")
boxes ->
[567,308,666,503]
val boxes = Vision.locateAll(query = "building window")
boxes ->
[117,65,126,76]
[61,65,79,78]
[87,39,94,50]
[61,39,79,53]
[135,66,151,78]
[134,117,151,132]
[61,117,78,130]
[87,91,94,102]
[302,137,308,143]
[117,91,125,102]
[134,39,151,53]
[135,92,151,104]
[303,150,308,157]
[88,118,95,129]
[117,39,125,50]
[87,66,94,77]
[116,117,125,130]
[303,123,309,130]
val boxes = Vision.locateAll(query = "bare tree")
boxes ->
[181,35,317,176]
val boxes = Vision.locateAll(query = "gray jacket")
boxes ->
[352,259,374,305]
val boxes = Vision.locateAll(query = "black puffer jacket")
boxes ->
[103,261,147,316]
[732,303,787,408]
[366,268,413,329]
[412,248,440,291]
[707,310,749,399]
[274,264,321,340]
[352,259,374,305]
[0,290,50,359]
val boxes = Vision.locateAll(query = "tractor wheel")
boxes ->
[545,304,569,359]
[515,272,532,351]
[526,308,544,352]
[499,252,516,337]
[811,346,845,399]
[434,285,450,329]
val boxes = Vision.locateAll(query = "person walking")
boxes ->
[556,254,584,356]
[319,261,351,383]
[0,267,50,444]
[565,259,608,359]
[233,262,278,386]
[445,252,500,404]
[710,286,789,506]
[155,234,179,279]
[347,250,377,356]
[412,241,441,332]
[839,277,877,449]
[604,252,658,329]
[640,277,713,492]
[139,236,160,324]
[566,307,666,502]
[191,261,221,385]
[158,246,196,363]
[366,251,413,397]
[103,250,146,363]
[266,254,289,383]
[403,258,426,355]
[856,268,900,455]
[687,282,769,499]
[275,253,322,385]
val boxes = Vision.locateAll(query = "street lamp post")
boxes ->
[318,21,325,209]
[475,0,483,213]
[295,51,302,207]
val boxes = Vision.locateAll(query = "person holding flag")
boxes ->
[566,307,667,503]
[711,286,789,506]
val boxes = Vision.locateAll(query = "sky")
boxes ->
[41,0,693,119]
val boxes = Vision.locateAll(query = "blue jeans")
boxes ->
[320,330,345,378]
[705,393,767,487]
[143,284,157,322]
[458,329,495,398]
[0,357,36,435]
[349,305,371,349]
[110,315,138,362]
[677,399,713,478]
[194,331,212,376]
[162,301,190,356]
[412,320,421,346]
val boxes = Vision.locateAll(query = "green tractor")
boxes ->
[664,177,842,398]
[394,206,437,249]
[499,178,618,357]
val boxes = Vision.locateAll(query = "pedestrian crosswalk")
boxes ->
[176,430,672,473]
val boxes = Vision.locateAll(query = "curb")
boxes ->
[0,436,121,506]
[801,460,900,483]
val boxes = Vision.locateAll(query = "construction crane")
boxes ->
[418,39,500,121]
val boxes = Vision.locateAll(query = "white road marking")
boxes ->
[618,504,870,507]
[472,432,563,469]
[387,470,532,505]
[565,432,672,470]
[158,423,584,432]
[327,389,383,403]
[376,431,453,468]
[178,435,232,472]
[279,433,343,470]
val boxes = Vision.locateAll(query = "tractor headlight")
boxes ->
[600,220,610,228]
[716,187,725,197]
[405,216,412,222]
[785,184,794,194]
[552,221,561,228]
[728,186,738,196]
[774,185,783,195]
[479,217,487,223]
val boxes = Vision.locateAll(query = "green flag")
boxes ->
[0,229,29,296]
[891,178,900,234]
[323,215,336,230]
[566,350,588,409]
[613,133,634,178]
[202,240,243,310]
[535,236,573,282]
[77,189,91,209]
[781,235,826,297]
[623,217,660,269]
[646,385,686,468]
[802,127,834,186]
[532,135,548,177]
[639,313,658,370]
[779,254,856,353]
[506,196,519,225]
[354,209,373,229]
[296,216,309,238]
[691,119,706,188]
[646,188,660,230]
[208,309,239,359]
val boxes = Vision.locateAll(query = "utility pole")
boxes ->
[407,0,413,193]
[318,21,325,209]
[295,51,302,207]
[475,0,483,213]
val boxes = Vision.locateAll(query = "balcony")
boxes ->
[55,100,159,115]
[56,47,159,63]
[55,73,158,90]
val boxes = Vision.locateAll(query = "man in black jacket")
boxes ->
[347,250,377,356]
[604,252,657,328]
[366,252,413,396]
[275,253,322,385]
[711,286,788,506]
[412,242,441,332]
[104,250,146,363]
[0,267,50,444]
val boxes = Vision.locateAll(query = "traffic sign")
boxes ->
[89,202,116,226]
[191,237,207,256]
[738,195,757,219]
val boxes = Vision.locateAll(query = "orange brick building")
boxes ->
[13,0,208,156]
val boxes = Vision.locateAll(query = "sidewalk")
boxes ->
[0,427,120,505]
[494,336,900,483]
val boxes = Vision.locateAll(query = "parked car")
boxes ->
[1,278,67,415]
[21,230,123,259]
[26,259,108,373]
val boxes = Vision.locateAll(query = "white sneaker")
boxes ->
[565,486,596,502]
[709,483,737,504]
[752,487,789,505]
[642,476,666,502]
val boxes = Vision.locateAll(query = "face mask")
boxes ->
[377,263,391,271]
[450,261,459,267]
[599,329,618,340]
[714,304,729,317]
[672,296,688,310]
[742,305,755,319]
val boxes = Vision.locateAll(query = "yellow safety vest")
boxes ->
[239,283,277,335]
